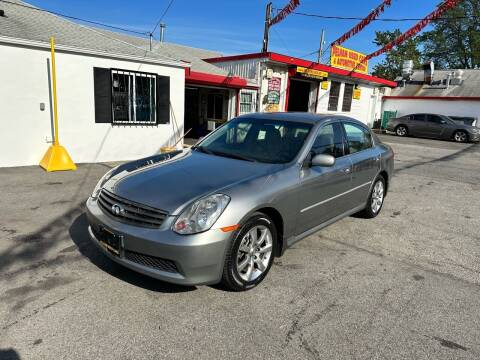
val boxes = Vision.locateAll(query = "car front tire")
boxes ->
[453,130,468,143]
[358,176,386,219]
[395,125,408,137]
[220,213,276,291]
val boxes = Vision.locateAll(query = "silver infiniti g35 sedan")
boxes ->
[86,113,394,291]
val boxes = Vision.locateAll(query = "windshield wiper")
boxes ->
[209,150,256,162]
[192,145,214,155]
[193,146,255,162]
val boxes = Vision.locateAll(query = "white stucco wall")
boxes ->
[0,43,185,167]
[316,80,379,126]
[382,98,480,122]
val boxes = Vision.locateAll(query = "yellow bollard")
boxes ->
[40,37,76,171]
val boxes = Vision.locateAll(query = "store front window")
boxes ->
[328,81,341,111]
[342,83,354,112]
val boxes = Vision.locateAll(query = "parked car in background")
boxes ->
[386,113,480,143]
[86,113,394,291]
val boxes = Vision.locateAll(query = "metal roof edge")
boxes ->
[0,35,189,68]
[383,96,480,101]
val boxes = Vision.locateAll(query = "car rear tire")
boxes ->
[453,130,468,143]
[357,176,386,219]
[395,125,408,137]
[220,213,276,291]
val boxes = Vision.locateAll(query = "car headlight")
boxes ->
[91,167,117,199]
[173,194,230,234]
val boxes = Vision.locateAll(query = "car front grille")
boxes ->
[97,189,168,228]
[124,250,178,273]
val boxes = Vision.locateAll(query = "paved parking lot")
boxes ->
[1,135,479,360]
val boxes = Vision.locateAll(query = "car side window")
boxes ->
[311,123,344,158]
[343,123,372,154]
[412,114,425,122]
[427,115,445,124]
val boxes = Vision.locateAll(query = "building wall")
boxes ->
[316,80,379,127]
[206,58,387,126]
[0,44,184,167]
[382,98,480,122]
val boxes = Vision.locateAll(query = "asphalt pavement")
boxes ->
[0,134,479,360]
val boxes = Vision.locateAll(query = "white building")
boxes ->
[0,1,186,167]
[382,69,480,126]
[206,52,396,127]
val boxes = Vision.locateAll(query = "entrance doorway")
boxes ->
[184,86,231,140]
[288,79,311,112]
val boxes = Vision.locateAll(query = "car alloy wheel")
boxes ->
[454,131,467,143]
[371,180,384,214]
[236,225,273,282]
[396,126,407,136]
[221,213,276,291]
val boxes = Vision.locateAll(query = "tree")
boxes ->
[371,29,422,80]
[419,0,480,69]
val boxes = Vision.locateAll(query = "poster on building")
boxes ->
[330,45,368,74]
[266,104,280,112]
[353,88,361,100]
[267,77,281,105]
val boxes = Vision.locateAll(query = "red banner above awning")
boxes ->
[331,0,392,47]
[359,0,463,67]
[270,0,300,26]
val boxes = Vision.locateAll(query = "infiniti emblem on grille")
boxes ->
[111,204,125,216]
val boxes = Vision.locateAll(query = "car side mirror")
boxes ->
[311,154,335,167]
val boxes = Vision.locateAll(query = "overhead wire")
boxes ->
[151,0,175,35]
[0,0,151,36]
[282,10,475,22]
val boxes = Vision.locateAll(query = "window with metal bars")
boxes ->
[342,83,354,112]
[240,92,254,114]
[111,70,157,124]
[328,81,341,111]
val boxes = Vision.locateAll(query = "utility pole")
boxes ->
[149,32,153,51]
[262,2,272,53]
[318,29,325,63]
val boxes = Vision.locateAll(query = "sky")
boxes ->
[26,0,441,69]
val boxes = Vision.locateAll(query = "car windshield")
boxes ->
[195,118,313,164]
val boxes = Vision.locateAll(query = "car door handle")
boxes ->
[375,156,380,162]
[342,167,351,173]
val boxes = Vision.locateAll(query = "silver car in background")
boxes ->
[86,113,394,291]
[386,113,480,143]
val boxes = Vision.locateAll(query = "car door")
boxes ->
[425,114,447,137]
[297,121,353,234]
[409,114,429,136]
[342,122,380,208]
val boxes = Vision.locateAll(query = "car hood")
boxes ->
[104,150,278,214]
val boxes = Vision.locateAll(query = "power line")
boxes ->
[0,0,150,36]
[271,27,291,54]
[275,9,473,22]
[151,0,175,35]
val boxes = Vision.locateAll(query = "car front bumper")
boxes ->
[469,132,480,142]
[85,197,232,286]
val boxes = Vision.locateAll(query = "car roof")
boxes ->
[236,112,362,125]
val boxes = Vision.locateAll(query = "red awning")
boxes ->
[185,69,251,89]
[206,52,397,87]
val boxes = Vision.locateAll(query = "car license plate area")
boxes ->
[97,226,122,256]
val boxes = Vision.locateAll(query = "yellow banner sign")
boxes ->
[353,88,361,100]
[330,45,368,74]
[296,66,328,80]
